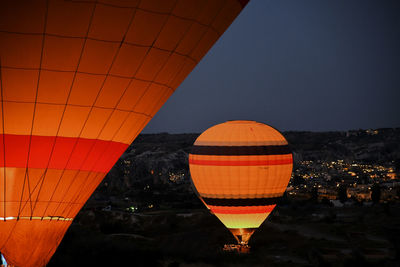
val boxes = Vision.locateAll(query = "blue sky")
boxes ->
[143,0,400,133]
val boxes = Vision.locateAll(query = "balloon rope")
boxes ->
[29,1,100,219]
[18,0,50,219]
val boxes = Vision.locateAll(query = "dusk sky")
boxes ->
[143,0,400,134]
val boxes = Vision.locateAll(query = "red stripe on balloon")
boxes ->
[0,134,128,173]
[209,205,276,214]
[189,158,292,166]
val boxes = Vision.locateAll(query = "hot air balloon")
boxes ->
[0,1,249,266]
[189,121,293,251]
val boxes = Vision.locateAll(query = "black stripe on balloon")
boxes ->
[202,197,281,207]
[190,145,291,156]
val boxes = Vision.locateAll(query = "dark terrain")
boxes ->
[48,129,400,266]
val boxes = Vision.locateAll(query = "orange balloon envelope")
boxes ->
[0,0,249,266]
[189,121,293,245]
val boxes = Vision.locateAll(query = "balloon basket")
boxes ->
[223,244,251,254]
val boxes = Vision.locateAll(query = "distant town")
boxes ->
[287,128,399,204]
[289,158,397,203]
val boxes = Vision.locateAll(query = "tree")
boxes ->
[337,184,348,203]
[371,183,381,204]
[292,175,305,186]
[310,187,318,202]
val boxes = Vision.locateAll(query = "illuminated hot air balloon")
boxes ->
[0,1,249,266]
[189,121,293,250]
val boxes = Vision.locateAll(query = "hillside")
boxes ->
[48,128,400,266]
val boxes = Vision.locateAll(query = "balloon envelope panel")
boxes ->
[0,0,248,266]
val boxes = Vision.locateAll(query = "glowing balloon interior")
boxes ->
[0,0,248,266]
[189,121,293,246]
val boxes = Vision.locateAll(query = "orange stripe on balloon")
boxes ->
[0,134,128,173]
[188,158,292,166]
[209,205,276,214]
